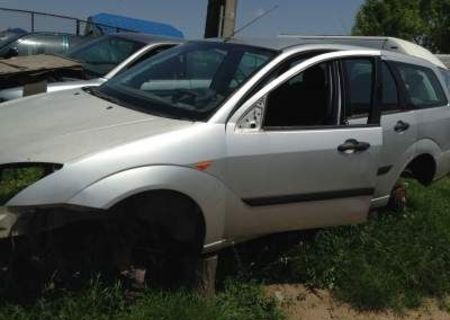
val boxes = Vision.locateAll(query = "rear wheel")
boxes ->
[386,180,408,212]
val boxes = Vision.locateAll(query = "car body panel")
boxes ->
[67,165,227,245]
[0,89,193,164]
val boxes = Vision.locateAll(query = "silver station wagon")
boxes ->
[0,36,449,285]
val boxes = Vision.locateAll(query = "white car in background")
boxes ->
[0,32,182,102]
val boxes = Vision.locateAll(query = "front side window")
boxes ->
[67,36,144,77]
[396,63,447,108]
[98,42,276,121]
[263,62,333,127]
[342,59,374,118]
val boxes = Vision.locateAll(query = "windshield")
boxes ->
[67,35,145,78]
[98,42,276,121]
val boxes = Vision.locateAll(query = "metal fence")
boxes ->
[0,7,135,35]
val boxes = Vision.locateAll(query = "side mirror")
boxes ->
[3,47,19,59]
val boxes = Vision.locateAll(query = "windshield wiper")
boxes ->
[84,87,123,105]
[86,87,195,122]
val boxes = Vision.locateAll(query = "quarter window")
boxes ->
[342,59,374,118]
[396,63,447,108]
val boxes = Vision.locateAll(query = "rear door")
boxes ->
[345,58,419,205]
[224,51,383,238]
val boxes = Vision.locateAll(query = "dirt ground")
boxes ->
[265,284,450,320]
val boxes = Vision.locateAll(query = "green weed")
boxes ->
[0,280,284,320]
[223,178,450,310]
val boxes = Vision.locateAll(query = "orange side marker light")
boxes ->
[195,160,213,171]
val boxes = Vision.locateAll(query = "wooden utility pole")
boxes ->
[204,0,238,38]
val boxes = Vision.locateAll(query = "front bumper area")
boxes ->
[0,206,18,238]
[0,205,102,239]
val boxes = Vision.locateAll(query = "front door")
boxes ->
[224,51,383,239]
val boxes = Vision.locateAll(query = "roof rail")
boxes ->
[278,35,446,68]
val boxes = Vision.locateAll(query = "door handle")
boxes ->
[337,139,371,153]
[394,120,410,132]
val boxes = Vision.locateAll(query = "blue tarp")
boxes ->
[88,13,184,38]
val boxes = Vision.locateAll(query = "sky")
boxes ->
[0,0,365,38]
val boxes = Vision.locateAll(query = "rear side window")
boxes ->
[381,62,400,112]
[342,59,374,118]
[396,63,447,108]
[440,69,450,93]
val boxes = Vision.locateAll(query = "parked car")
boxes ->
[0,37,449,285]
[0,33,182,101]
[0,32,90,59]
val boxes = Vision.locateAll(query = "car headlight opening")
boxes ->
[0,163,62,205]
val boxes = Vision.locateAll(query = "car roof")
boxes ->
[112,32,184,45]
[205,36,445,69]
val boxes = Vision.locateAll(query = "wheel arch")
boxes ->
[67,165,227,245]
[402,138,442,185]
[402,153,437,185]
[111,188,207,250]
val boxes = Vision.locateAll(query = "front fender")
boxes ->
[67,165,227,244]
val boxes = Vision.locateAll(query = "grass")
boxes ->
[0,280,285,320]
[291,178,450,310]
[222,178,450,311]
[2,172,450,313]
[0,167,45,205]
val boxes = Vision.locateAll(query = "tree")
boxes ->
[353,0,450,53]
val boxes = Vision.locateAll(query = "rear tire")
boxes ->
[386,180,408,212]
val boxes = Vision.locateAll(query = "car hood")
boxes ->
[0,79,104,102]
[0,89,193,164]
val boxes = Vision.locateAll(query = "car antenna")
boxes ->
[224,4,279,42]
